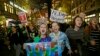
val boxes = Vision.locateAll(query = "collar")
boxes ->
[53,31,60,37]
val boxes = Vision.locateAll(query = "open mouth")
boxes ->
[42,30,45,32]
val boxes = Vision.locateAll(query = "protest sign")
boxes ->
[24,42,62,56]
[50,9,66,23]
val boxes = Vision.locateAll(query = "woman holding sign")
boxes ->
[33,23,51,56]
[49,22,72,56]
[34,23,51,42]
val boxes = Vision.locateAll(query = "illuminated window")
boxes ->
[8,4,11,13]
[10,5,12,13]
[4,3,7,11]
[9,5,13,13]
[99,13,100,16]
[99,17,100,23]
[87,14,95,17]
[99,13,100,23]
[11,7,13,13]
[10,1,27,13]
[4,2,14,13]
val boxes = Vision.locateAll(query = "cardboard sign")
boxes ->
[18,12,27,23]
[24,42,62,56]
[50,9,66,23]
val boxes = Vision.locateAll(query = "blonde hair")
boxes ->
[88,17,100,30]
[38,23,49,35]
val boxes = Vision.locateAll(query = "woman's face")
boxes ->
[52,23,59,33]
[39,24,47,35]
[91,18,97,26]
[75,17,83,28]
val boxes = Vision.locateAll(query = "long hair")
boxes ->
[88,17,99,31]
[71,15,83,28]
[38,23,48,36]
[51,22,60,31]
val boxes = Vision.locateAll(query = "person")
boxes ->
[34,23,51,42]
[0,25,15,56]
[21,24,29,43]
[79,12,87,27]
[27,23,36,42]
[84,17,100,56]
[0,25,7,40]
[49,22,72,56]
[8,26,21,56]
[66,16,84,56]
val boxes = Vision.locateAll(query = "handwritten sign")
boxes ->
[50,9,66,23]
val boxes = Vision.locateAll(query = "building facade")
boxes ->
[0,0,18,19]
[71,0,100,23]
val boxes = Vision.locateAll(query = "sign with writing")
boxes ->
[24,42,62,56]
[50,9,66,23]
[18,12,27,23]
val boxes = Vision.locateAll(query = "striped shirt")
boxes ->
[66,27,84,40]
[88,30,100,51]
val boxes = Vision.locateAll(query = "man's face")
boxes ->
[79,13,86,20]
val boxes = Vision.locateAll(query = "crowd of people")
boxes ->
[0,13,100,56]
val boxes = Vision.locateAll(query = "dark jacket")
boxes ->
[8,32,20,45]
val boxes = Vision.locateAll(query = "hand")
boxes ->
[90,40,96,46]
[68,49,72,54]
[74,50,78,53]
